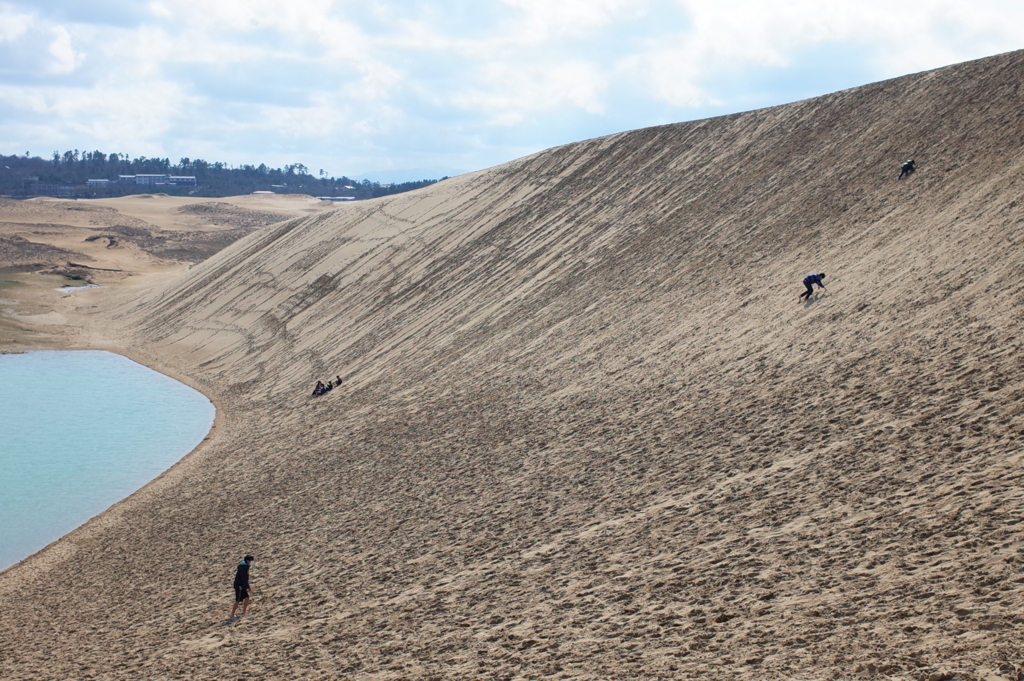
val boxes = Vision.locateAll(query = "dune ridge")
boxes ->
[4,50,1024,680]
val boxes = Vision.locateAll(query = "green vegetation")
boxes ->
[0,267,29,290]
[0,151,446,200]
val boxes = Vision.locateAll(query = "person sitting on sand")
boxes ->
[229,555,254,619]
[312,380,325,396]
[898,159,916,180]
[335,375,343,386]
[799,272,827,301]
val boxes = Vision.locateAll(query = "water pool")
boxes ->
[0,351,215,571]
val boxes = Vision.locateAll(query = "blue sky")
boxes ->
[0,0,1021,182]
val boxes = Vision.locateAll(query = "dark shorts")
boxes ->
[234,585,249,602]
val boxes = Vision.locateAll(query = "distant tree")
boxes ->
[0,148,442,199]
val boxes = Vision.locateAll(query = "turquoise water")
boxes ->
[0,351,215,571]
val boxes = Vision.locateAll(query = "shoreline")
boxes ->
[0,342,224,579]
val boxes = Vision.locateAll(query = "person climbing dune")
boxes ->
[229,555,255,620]
[799,272,827,302]
[898,159,916,180]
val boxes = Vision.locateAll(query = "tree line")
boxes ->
[0,150,445,199]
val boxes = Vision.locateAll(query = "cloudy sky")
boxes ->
[1,1,1022,181]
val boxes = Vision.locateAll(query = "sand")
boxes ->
[3,50,1024,680]
[0,193,334,351]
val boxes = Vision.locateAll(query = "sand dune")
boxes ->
[4,50,1024,680]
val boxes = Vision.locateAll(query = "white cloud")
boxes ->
[343,62,405,102]
[702,0,1024,72]
[615,51,712,108]
[499,0,645,41]
[47,26,82,74]
[0,79,201,150]
[2,0,1024,175]
[0,5,32,43]
[148,0,371,60]
[615,0,1024,108]
[454,60,607,124]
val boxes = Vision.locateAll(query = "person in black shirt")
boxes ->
[229,555,254,619]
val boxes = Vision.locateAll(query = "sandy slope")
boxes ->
[4,51,1024,680]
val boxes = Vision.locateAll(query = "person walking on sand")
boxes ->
[898,159,916,180]
[799,272,827,302]
[229,555,254,619]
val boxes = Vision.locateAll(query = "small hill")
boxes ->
[4,50,1024,680]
